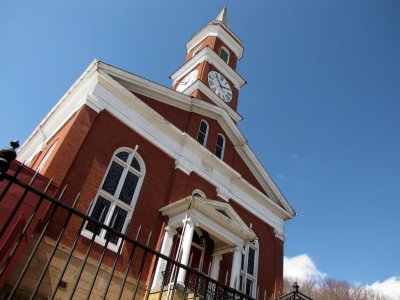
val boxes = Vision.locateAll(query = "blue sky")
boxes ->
[1,0,399,294]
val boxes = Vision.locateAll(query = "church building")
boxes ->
[12,8,295,299]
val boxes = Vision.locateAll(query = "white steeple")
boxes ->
[215,6,229,27]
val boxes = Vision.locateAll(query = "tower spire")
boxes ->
[215,6,229,27]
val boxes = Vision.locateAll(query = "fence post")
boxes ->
[0,141,19,178]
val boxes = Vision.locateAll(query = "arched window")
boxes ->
[219,46,230,64]
[37,141,58,172]
[197,120,209,146]
[240,240,259,297]
[215,134,225,159]
[192,189,206,198]
[83,147,145,249]
[192,45,203,57]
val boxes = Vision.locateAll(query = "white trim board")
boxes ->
[17,61,295,236]
[94,73,291,231]
[182,80,242,123]
[99,62,294,217]
[171,47,245,89]
[186,23,243,60]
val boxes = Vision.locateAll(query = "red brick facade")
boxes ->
[25,103,283,297]
[9,10,291,299]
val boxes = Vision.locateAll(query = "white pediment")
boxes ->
[200,198,249,229]
[160,196,257,245]
[17,60,295,240]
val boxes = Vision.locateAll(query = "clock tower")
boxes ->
[171,7,245,123]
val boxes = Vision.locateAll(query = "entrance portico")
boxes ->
[152,196,256,290]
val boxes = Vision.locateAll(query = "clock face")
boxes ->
[207,71,233,102]
[176,69,198,92]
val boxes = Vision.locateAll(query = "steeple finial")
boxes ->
[215,6,229,27]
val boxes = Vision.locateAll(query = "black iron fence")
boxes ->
[274,282,313,300]
[0,142,255,300]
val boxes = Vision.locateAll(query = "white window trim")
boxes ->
[240,240,259,297]
[81,146,145,252]
[215,133,225,160]
[220,46,230,64]
[37,141,58,172]
[192,45,203,57]
[192,189,207,198]
[197,120,209,146]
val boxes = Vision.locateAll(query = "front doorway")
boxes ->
[173,227,205,272]
[188,229,205,271]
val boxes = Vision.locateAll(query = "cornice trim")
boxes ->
[171,47,245,89]
[18,61,295,229]
[186,24,243,60]
[183,80,242,123]
[98,62,295,217]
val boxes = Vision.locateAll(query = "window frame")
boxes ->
[219,46,230,64]
[215,133,225,160]
[197,120,209,146]
[192,45,203,57]
[192,189,207,198]
[82,147,145,252]
[240,240,259,298]
[36,141,58,172]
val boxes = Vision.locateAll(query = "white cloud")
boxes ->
[284,254,327,282]
[285,254,400,299]
[366,277,400,300]
[277,173,285,180]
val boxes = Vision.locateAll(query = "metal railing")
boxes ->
[0,142,254,300]
[275,282,313,300]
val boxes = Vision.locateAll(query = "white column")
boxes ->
[230,246,242,289]
[177,217,196,285]
[209,253,223,280]
[151,226,177,289]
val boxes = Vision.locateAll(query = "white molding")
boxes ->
[183,80,242,123]
[102,64,244,124]
[186,24,243,60]
[192,189,207,198]
[85,94,104,112]
[17,61,100,162]
[175,159,192,175]
[81,146,145,252]
[81,230,120,253]
[97,64,295,218]
[216,186,230,202]
[240,240,259,297]
[18,62,295,237]
[37,141,57,172]
[192,44,203,57]
[160,197,256,244]
[235,144,295,216]
[274,229,287,241]
[171,47,245,90]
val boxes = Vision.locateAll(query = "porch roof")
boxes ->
[159,196,257,247]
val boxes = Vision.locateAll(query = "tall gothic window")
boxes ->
[220,46,230,64]
[240,241,259,297]
[197,120,209,146]
[215,134,225,159]
[83,147,145,250]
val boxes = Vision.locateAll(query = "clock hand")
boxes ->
[216,75,223,86]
